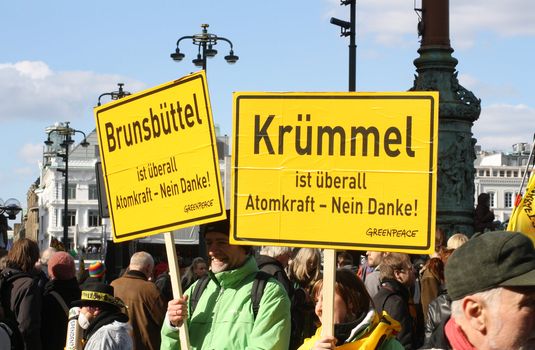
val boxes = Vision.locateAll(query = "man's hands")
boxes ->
[167,295,189,327]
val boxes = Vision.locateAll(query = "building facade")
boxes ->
[38,125,106,251]
[474,142,533,224]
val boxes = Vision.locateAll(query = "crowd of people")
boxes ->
[0,214,534,349]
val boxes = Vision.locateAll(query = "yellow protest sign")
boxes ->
[94,71,225,242]
[231,92,438,254]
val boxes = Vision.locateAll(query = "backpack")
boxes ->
[289,285,317,350]
[189,271,271,320]
[0,271,28,350]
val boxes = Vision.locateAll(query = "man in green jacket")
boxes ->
[160,213,291,349]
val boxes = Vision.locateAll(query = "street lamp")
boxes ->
[170,24,239,72]
[0,198,22,220]
[0,198,22,248]
[331,0,357,92]
[44,122,89,249]
[97,83,131,106]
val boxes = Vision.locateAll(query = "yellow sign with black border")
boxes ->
[231,92,438,253]
[94,71,225,242]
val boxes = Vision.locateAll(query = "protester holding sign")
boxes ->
[160,213,291,349]
[298,269,403,349]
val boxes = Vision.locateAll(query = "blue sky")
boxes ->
[1,0,534,214]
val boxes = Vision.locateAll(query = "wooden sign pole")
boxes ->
[164,231,191,350]
[321,249,337,338]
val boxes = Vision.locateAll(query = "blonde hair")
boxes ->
[288,248,321,292]
[447,233,469,250]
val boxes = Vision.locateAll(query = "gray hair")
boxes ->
[451,287,503,319]
[259,246,292,258]
[129,251,154,271]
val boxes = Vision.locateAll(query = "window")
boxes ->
[505,192,513,208]
[68,184,76,199]
[89,184,98,200]
[478,170,484,176]
[61,184,77,199]
[499,171,505,177]
[486,170,490,176]
[489,192,496,208]
[88,210,101,227]
[62,210,77,226]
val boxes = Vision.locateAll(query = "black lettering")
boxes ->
[254,114,275,154]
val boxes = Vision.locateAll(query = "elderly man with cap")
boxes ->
[422,231,535,350]
[160,211,291,349]
[72,282,132,350]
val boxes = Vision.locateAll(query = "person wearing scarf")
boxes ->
[72,282,132,350]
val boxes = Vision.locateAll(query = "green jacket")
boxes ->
[160,256,291,349]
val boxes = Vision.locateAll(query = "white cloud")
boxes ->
[324,0,535,48]
[0,61,145,122]
[473,103,535,151]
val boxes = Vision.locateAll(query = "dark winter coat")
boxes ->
[41,277,81,350]
[373,278,423,350]
[1,267,42,350]
[423,291,452,348]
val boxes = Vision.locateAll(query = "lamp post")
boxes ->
[97,83,131,106]
[170,23,239,72]
[0,198,22,248]
[44,122,89,248]
[331,0,357,92]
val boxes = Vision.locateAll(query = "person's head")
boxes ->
[47,251,76,280]
[447,233,469,250]
[366,251,387,268]
[446,231,535,349]
[88,261,106,280]
[336,251,354,269]
[191,257,208,278]
[288,248,322,288]
[40,247,57,266]
[72,282,126,329]
[200,212,249,273]
[6,238,40,272]
[313,269,372,324]
[379,253,414,288]
[129,251,154,279]
[477,192,490,207]
[260,246,293,268]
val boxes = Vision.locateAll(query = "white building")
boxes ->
[38,124,107,251]
[474,142,533,223]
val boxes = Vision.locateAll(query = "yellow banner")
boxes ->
[94,71,225,242]
[507,174,535,244]
[231,92,438,253]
